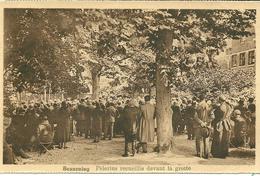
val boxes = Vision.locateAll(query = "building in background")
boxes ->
[227,29,256,69]
[215,27,255,69]
[226,28,256,69]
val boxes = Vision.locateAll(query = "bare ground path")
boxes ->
[19,135,255,165]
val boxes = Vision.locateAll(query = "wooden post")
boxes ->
[17,92,21,104]
[43,86,47,102]
[48,84,51,102]
[61,91,64,101]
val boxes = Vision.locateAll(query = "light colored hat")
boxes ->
[128,99,138,107]
[234,109,241,115]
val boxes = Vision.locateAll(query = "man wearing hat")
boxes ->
[49,102,59,131]
[171,101,182,134]
[24,104,39,151]
[246,97,255,148]
[248,97,255,114]
[185,100,196,140]
[56,101,70,149]
[234,97,247,118]
[104,102,118,140]
[84,100,93,139]
[76,99,87,137]
[193,94,211,158]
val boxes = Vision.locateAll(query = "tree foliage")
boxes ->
[4,9,256,98]
[177,66,255,98]
[4,9,89,95]
[116,9,256,95]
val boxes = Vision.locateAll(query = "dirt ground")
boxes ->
[18,134,255,165]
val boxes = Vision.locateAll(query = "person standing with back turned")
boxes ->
[193,94,210,158]
[137,95,155,153]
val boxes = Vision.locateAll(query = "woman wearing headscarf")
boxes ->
[231,109,247,147]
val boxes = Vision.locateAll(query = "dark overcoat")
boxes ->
[92,107,103,137]
[122,106,140,141]
[56,108,70,143]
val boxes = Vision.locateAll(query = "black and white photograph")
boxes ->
[1,3,258,173]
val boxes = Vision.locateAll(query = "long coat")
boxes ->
[114,105,124,134]
[171,104,182,132]
[76,104,87,133]
[137,102,155,143]
[193,100,210,128]
[56,108,70,143]
[24,108,39,142]
[71,106,80,121]
[92,107,103,137]
[211,102,233,158]
[122,106,140,142]
[84,105,93,131]
[248,111,255,148]
[49,106,59,125]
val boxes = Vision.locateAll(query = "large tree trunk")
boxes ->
[155,29,174,153]
[91,71,100,100]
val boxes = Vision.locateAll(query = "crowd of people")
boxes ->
[3,93,255,164]
[172,94,256,159]
[3,95,156,163]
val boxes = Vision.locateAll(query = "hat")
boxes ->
[144,95,151,102]
[61,101,67,108]
[219,95,226,102]
[139,100,145,105]
[239,97,245,102]
[192,101,197,106]
[43,116,48,120]
[234,109,241,115]
[86,100,91,105]
[128,99,138,107]
[248,97,254,103]
[201,127,210,138]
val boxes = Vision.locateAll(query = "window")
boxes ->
[231,54,238,67]
[240,37,246,44]
[239,53,246,66]
[248,50,255,65]
[226,48,232,54]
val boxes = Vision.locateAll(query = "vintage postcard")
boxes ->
[0,1,259,173]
